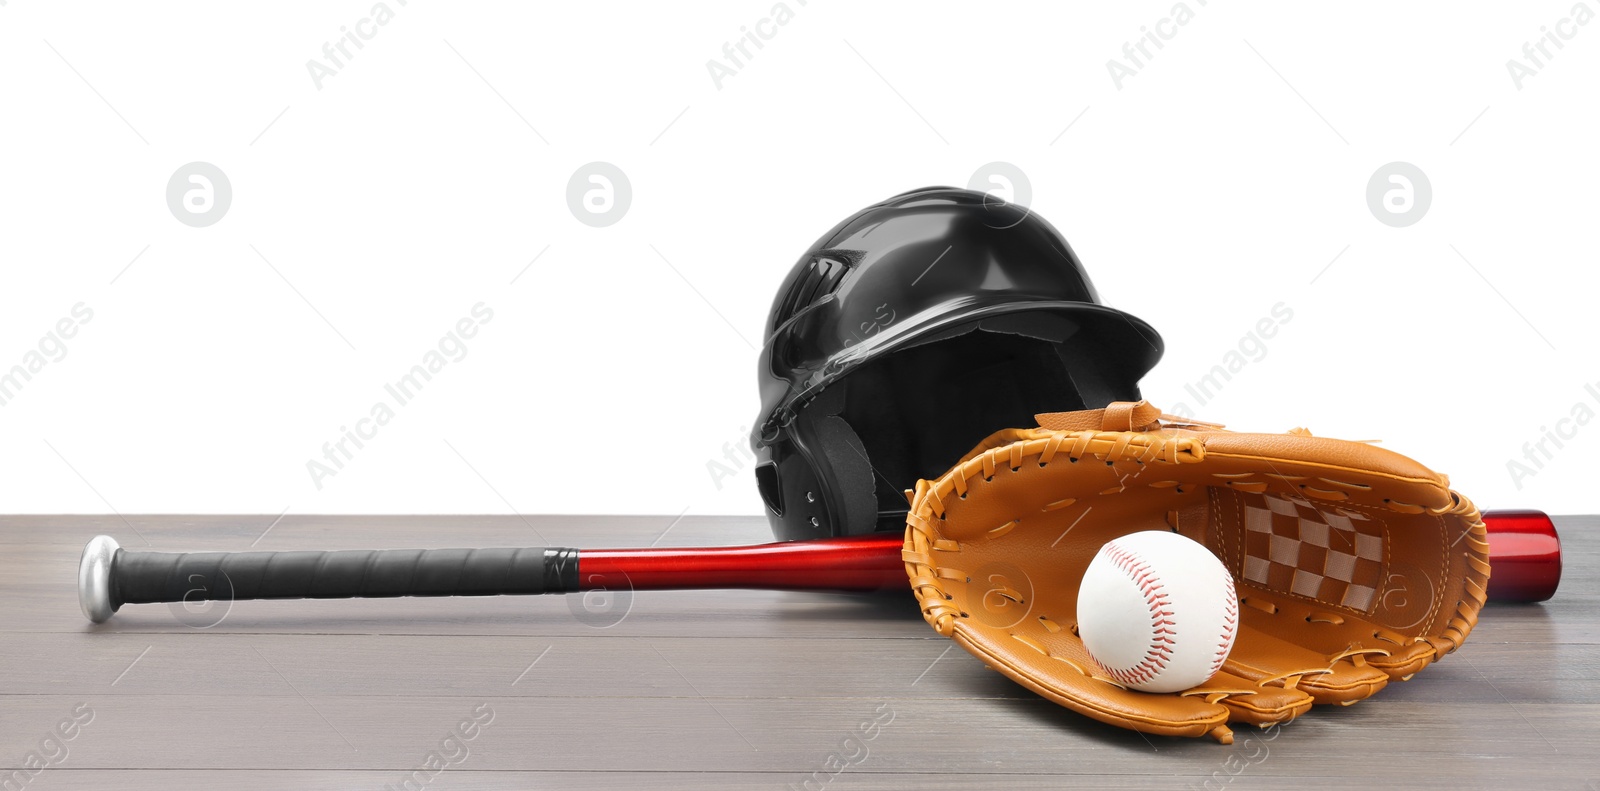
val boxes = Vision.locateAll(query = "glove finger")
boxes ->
[1186,668,1313,728]
[1224,619,1390,705]
[1236,596,1441,682]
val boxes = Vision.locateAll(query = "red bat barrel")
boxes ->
[578,533,906,592]
[1482,510,1561,603]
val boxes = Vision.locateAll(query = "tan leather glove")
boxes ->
[902,401,1489,743]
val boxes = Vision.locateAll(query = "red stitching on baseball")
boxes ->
[1098,542,1175,687]
[1210,575,1239,677]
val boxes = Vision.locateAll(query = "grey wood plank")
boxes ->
[0,694,1588,773]
[0,633,1019,701]
[2,634,1594,703]
[14,771,1592,791]
[10,771,1596,791]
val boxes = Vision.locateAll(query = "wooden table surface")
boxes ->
[1,514,1593,790]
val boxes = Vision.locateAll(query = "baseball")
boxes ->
[1076,531,1239,693]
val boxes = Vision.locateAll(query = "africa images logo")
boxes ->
[304,1,415,90]
[305,303,494,489]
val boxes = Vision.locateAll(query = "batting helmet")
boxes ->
[752,187,1163,542]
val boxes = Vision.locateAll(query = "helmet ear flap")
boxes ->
[807,414,879,536]
[797,384,879,537]
[759,385,880,542]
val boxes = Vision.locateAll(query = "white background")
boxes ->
[1,2,1595,518]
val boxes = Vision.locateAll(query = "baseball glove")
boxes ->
[902,401,1489,743]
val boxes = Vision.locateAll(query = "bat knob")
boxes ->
[79,535,120,624]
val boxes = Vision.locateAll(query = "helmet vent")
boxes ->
[775,254,852,326]
[754,462,783,516]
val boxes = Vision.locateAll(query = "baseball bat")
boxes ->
[77,510,1561,623]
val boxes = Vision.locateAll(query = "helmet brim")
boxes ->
[756,298,1163,444]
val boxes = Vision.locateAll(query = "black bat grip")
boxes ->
[107,546,581,608]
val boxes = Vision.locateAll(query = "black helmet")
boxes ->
[751,187,1163,542]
